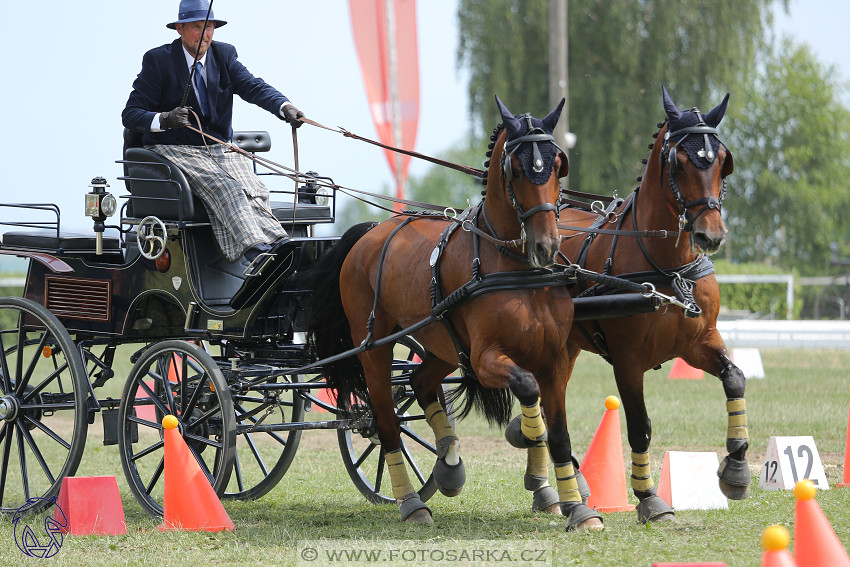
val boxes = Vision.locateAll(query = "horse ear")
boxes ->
[662,85,681,122]
[704,93,730,128]
[495,95,520,133]
[543,97,566,132]
[558,151,569,178]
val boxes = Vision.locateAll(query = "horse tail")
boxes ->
[447,371,514,428]
[302,222,377,409]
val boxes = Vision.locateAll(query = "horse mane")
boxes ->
[478,122,506,190]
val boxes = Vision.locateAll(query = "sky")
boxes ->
[0,0,847,246]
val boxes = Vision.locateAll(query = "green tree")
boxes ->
[724,40,850,274]
[457,0,778,195]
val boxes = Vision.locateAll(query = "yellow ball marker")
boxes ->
[793,478,817,500]
[760,525,790,552]
[162,414,179,430]
[604,396,620,410]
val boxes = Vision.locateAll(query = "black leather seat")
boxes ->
[122,129,206,221]
[120,129,332,224]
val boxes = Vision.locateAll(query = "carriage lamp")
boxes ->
[86,176,117,255]
[298,171,330,206]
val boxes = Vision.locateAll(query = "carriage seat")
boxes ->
[121,129,331,224]
[1,230,122,260]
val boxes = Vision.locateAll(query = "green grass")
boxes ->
[2,349,850,566]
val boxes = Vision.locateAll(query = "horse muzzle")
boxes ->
[690,225,727,254]
[528,233,561,268]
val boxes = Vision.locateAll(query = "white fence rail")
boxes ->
[0,277,25,287]
[718,320,850,349]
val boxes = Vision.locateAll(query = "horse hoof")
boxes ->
[575,517,604,531]
[636,495,675,524]
[562,502,604,532]
[404,508,434,525]
[433,457,466,497]
[399,495,432,524]
[719,478,751,500]
[717,455,752,500]
[504,415,547,448]
[531,486,561,514]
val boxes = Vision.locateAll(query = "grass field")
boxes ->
[2,348,849,566]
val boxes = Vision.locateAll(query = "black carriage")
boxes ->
[0,130,450,516]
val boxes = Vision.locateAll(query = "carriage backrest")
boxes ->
[120,130,272,222]
[121,128,206,221]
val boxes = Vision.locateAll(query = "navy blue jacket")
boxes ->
[122,39,289,145]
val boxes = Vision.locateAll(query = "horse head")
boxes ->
[656,86,734,254]
[486,95,568,268]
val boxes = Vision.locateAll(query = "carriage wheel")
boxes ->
[223,374,305,500]
[118,340,235,517]
[0,297,88,515]
[337,339,452,504]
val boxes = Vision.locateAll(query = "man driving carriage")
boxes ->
[121,0,303,301]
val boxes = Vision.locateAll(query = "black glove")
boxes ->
[159,107,191,130]
[282,104,305,128]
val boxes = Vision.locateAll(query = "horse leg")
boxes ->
[539,390,604,531]
[715,352,751,500]
[355,327,433,524]
[613,364,675,524]
[681,335,751,500]
[410,358,467,497]
[505,346,587,514]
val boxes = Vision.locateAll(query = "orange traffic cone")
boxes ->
[761,525,797,567]
[792,480,850,567]
[158,415,234,532]
[668,358,704,380]
[580,396,633,512]
[838,386,850,488]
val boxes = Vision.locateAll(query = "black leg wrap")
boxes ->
[561,501,603,532]
[524,474,547,492]
[505,414,547,448]
[717,453,751,500]
[399,494,433,523]
[634,489,675,524]
[432,457,466,497]
[531,486,561,514]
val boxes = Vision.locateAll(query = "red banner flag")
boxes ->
[349,0,420,205]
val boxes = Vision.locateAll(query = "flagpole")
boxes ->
[385,0,405,210]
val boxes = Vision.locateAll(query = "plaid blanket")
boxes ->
[147,144,287,262]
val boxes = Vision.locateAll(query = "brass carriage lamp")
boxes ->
[85,176,117,255]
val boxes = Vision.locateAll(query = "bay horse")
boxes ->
[305,96,605,530]
[509,86,749,523]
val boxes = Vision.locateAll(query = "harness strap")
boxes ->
[430,219,475,375]
[362,217,418,346]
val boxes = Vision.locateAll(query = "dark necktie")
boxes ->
[194,61,210,116]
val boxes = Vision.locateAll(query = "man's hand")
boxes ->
[282,104,305,128]
[160,107,191,130]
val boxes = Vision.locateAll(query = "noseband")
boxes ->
[660,109,730,235]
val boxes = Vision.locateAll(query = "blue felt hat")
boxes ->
[167,0,227,30]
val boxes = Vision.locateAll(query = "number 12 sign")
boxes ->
[759,435,829,491]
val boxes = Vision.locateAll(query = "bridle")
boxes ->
[494,115,564,248]
[659,108,730,236]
